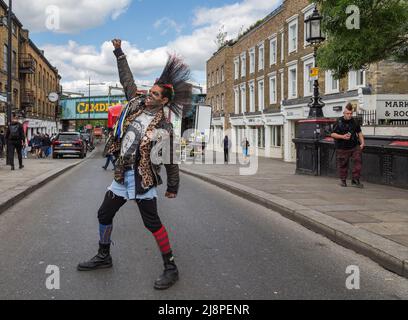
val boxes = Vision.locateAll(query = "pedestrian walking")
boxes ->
[331,103,365,188]
[22,136,29,159]
[43,134,52,158]
[31,132,41,158]
[39,133,46,158]
[77,39,192,290]
[241,137,250,159]
[223,135,230,163]
[5,113,25,170]
[102,152,116,170]
[0,130,5,158]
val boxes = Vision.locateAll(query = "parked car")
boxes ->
[52,132,86,159]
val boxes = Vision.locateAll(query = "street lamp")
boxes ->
[305,7,326,118]
[86,77,106,129]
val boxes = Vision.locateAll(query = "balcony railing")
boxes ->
[19,55,36,74]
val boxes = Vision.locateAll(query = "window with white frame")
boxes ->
[234,58,239,80]
[270,126,282,147]
[234,87,240,114]
[348,69,366,90]
[207,73,210,88]
[212,72,215,86]
[258,79,264,111]
[303,59,314,97]
[240,85,246,113]
[249,81,255,112]
[269,75,277,104]
[221,66,225,82]
[288,19,298,53]
[216,69,220,84]
[281,32,284,62]
[325,70,339,94]
[288,64,298,99]
[258,43,264,71]
[241,53,246,78]
[249,48,255,74]
[280,71,284,101]
[356,69,365,86]
[257,126,265,148]
[221,93,225,111]
[269,37,277,65]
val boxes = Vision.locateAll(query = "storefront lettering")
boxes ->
[394,110,408,117]
[385,101,408,108]
[76,101,127,114]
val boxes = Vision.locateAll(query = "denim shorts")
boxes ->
[108,170,158,200]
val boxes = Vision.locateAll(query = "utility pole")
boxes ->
[88,76,91,128]
[5,0,12,165]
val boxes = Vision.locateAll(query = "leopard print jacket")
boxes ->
[105,99,172,191]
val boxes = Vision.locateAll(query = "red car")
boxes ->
[52,132,87,159]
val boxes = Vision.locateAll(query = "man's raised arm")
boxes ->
[112,39,138,101]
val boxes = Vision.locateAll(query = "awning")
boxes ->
[108,104,123,128]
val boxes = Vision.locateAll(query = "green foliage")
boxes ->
[314,0,408,79]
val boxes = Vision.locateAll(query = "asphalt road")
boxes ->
[0,152,408,300]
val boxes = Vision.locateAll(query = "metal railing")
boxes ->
[356,110,408,126]
[356,110,377,126]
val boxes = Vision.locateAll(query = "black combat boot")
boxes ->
[77,242,112,271]
[351,179,364,188]
[154,252,179,290]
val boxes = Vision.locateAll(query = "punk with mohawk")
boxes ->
[77,39,190,290]
[154,54,192,117]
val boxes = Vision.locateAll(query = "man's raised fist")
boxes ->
[112,39,122,49]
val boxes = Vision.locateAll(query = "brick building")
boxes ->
[0,0,62,139]
[206,0,408,162]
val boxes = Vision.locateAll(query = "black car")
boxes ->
[52,132,86,159]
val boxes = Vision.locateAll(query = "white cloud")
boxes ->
[38,0,282,93]
[13,0,131,34]
[154,17,184,36]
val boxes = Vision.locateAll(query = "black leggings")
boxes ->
[8,142,22,167]
[97,190,162,233]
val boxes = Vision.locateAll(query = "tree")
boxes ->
[314,0,408,79]
[214,25,228,49]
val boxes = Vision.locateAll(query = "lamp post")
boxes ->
[293,7,335,176]
[86,77,106,130]
[304,7,326,118]
[5,0,12,165]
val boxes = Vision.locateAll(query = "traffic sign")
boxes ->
[310,67,319,78]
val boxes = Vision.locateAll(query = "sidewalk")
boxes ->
[0,154,91,214]
[180,152,408,278]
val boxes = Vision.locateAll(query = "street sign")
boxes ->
[48,92,59,103]
[310,67,319,78]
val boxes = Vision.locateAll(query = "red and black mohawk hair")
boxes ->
[155,54,192,117]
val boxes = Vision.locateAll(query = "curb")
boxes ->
[180,166,408,279]
[0,151,96,215]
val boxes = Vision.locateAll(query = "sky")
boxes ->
[13,0,283,96]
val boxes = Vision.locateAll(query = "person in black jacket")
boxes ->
[77,39,191,290]
[331,103,365,188]
[0,130,5,158]
[223,135,230,163]
[5,113,25,170]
